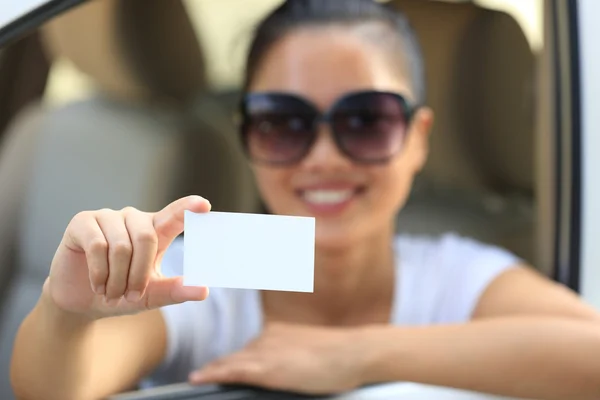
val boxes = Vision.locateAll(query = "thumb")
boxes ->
[143,276,209,309]
[153,195,211,254]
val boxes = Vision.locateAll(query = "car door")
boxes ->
[545,0,598,307]
[573,0,600,308]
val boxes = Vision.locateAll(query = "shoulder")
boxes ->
[394,232,520,271]
[394,233,521,323]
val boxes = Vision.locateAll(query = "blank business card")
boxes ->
[183,211,315,292]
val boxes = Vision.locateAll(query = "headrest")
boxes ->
[457,9,535,193]
[391,0,535,194]
[40,0,206,104]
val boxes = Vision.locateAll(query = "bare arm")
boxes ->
[190,265,600,399]
[10,196,211,400]
[362,266,600,400]
[362,316,600,400]
[11,290,166,400]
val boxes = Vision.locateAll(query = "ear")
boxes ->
[409,107,434,172]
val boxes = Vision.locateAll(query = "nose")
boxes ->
[300,123,352,171]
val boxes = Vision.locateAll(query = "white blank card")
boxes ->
[183,211,315,292]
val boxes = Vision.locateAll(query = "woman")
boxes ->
[11,1,600,399]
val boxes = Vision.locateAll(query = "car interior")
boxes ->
[0,0,549,398]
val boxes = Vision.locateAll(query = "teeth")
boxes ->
[302,190,354,205]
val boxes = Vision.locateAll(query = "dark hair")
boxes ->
[243,0,426,104]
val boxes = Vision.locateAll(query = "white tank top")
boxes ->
[143,233,519,387]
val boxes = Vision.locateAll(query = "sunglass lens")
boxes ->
[242,94,317,164]
[332,92,409,163]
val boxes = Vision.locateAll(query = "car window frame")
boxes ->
[0,0,89,48]
[574,0,600,309]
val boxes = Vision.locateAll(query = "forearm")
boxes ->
[11,292,98,400]
[361,317,600,400]
[11,290,166,400]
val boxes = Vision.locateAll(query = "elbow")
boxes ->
[583,378,600,400]
[579,327,600,400]
[591,362,600,400]
[550,321,600,400]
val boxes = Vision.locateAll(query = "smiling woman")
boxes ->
[8,1,600,400]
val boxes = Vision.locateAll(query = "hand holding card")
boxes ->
[184,211,315,292]
[44,196,212,320]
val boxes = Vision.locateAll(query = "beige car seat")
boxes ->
[0,1,257,397]
[391,0,538,268]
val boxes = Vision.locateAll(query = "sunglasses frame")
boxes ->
[237,90,419,166]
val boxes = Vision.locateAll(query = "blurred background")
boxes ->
[45,0,543,103]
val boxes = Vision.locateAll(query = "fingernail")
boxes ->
[190,195,206,205]
[96,285,105,295]
[126,291,141,302]
[105,297,121,307]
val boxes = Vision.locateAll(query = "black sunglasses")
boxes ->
[238,90,418,166]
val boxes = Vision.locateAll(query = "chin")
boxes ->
[314,227,361,251]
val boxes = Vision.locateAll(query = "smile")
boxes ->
[297,186,366,216]
[302,189,355,205]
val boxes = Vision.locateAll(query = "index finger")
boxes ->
[153,195,211,253]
